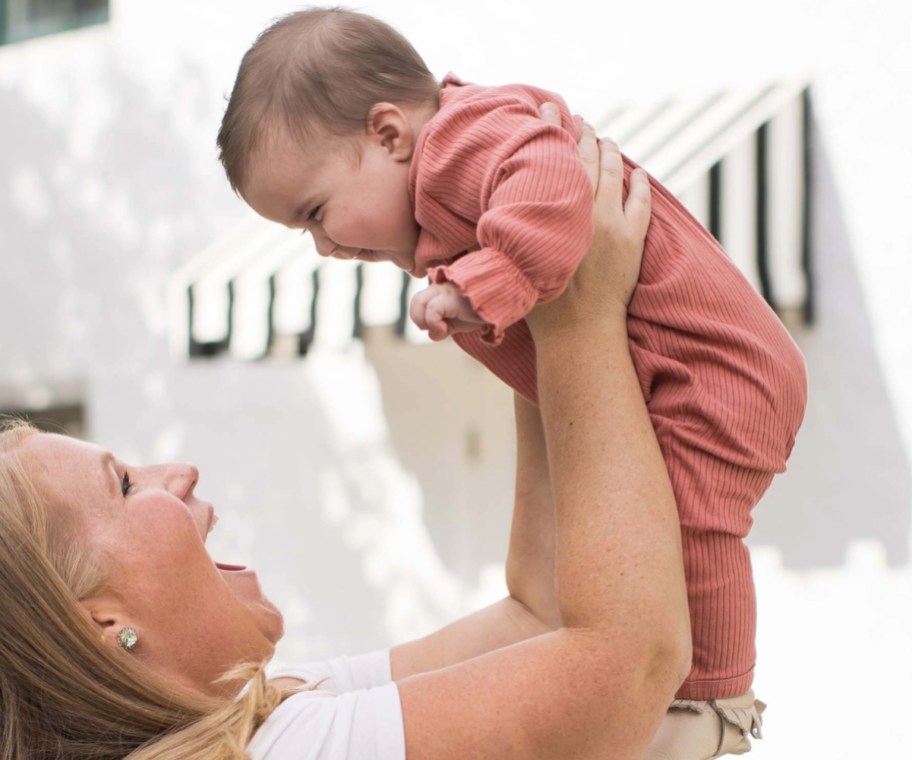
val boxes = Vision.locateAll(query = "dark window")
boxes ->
[0,0,109,46]
[0,402,87,438]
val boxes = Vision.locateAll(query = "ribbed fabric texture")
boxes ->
[409,77,809,700]
[411,74,594,342]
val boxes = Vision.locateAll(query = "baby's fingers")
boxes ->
[424,296,452,342]
[409,288,434,331]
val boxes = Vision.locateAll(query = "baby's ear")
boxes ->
[366,103,414,161]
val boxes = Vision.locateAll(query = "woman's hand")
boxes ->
[526,109,651,341]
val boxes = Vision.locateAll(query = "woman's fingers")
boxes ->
[538,102,562,127]
[539,104,601,194]
[577,120,600,193]
[625,167,652,245]
[526,104,651,335]
[594,138,624,219]
[582,141,650,309]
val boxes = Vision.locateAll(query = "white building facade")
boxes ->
[2,6,911,753]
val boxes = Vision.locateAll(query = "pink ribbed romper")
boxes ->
[409,75,808,700]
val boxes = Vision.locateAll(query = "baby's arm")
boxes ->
[409,281,486,341]
[419,92,594,344]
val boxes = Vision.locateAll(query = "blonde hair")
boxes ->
[217,5,439,194]
[0,421,290,759]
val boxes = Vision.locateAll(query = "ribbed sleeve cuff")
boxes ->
[430,249,539,344]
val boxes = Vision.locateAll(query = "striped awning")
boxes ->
[168,79,812,361]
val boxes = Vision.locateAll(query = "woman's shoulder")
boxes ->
[247,682,405,760]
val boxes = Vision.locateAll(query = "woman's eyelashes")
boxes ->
[120,470,134,497]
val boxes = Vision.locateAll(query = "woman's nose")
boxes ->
[158,463,199,499]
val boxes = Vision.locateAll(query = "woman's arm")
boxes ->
[391,111,595,679]
[396,133,691,760]
[390,390,558,681]
[504,391,560,627]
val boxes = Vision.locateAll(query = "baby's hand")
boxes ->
[409,282,485,341]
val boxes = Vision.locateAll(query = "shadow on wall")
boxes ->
[364,330,516,588]
[0,47,225,399]
[750,118,912,568]
[162,362,393,661]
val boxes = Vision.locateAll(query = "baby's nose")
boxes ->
[329,245,360,260]
[311,233,335,258]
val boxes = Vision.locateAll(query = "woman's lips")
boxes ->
[205,505,216,537]
[215,562,248,572]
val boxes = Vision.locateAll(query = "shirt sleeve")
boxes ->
[421,93,594,343]
[247,683,405,760]
[268,649,393,693]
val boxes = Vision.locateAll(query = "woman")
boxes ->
[0,131,692,759]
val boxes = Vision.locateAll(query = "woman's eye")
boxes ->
[120,471,134,497]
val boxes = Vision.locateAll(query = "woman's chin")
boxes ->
[216,562,285,644]
[257,598,285,644]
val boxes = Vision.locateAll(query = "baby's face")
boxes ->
[242,129,420,273]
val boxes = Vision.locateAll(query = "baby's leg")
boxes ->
[626,184,808,700]
[627,330,806,701]
[630,330,800,698]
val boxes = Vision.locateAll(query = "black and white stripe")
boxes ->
[169,80,812,360]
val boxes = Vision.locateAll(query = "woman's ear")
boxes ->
[80,594,129,648]
[366,103,416,161]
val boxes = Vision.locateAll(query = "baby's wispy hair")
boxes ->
[217,6,439,195]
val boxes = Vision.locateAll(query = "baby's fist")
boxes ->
[409,282,484,341]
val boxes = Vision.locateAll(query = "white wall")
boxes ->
[0,1,525,659]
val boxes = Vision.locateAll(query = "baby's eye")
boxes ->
[120,471,134,497]
[305,205,322,222]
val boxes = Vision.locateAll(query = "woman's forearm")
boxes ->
[390,596,552,679]
[392,393,563,680]
[527,138,692,753]
[505,393,561,628]
[534,316,689,646]
[530,310,692,757]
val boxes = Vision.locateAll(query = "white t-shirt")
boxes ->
[247,650,406,760]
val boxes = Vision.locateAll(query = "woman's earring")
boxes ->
[116,627,139,651]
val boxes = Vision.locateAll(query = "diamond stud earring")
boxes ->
[116,627,139,651]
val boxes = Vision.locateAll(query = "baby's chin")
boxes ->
[355,249,420,274]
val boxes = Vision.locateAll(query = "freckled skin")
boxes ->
[21,434,283,697]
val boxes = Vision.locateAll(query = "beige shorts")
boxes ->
[642,691,765,760]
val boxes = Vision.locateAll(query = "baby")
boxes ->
[217,5,807,728]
